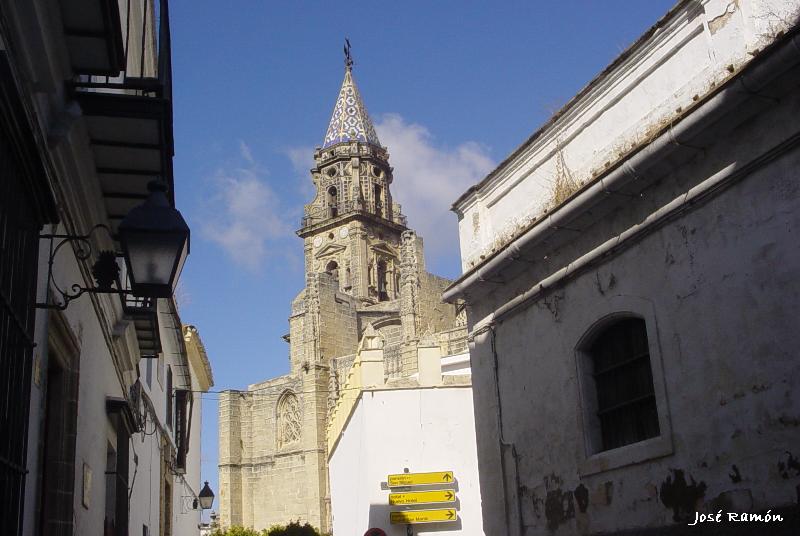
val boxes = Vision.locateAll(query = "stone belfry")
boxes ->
[297,54,409,308]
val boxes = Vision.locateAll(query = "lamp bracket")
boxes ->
[35,224,131,311]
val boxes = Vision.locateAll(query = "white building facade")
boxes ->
[445,1,800,535]
[327,329,484,535]
[0,1,214,536]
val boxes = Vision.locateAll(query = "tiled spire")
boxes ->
[322,64,381,149]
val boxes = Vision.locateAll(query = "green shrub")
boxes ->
[209,527,261,536]
[265,521,327,536]
[210,521,327,536]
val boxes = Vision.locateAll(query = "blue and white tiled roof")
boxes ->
[322,67,381,148]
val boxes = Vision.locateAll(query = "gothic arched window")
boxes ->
[276,391,302,448]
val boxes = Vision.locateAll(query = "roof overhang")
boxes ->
[443,27,800,304]
[72,89,175,236]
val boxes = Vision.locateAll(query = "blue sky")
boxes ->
[169,0,677,512]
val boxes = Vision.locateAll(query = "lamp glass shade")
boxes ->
[118,182,190,298]
[198,481,215,510]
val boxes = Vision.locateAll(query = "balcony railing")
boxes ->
[439,326,469,357]
[301,200,408,229]
[72,0,172,100]
[67,0,177,237]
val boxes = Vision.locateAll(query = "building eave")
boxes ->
[450,0,694,213]
[444,25,800,303]
[183,324,215,392]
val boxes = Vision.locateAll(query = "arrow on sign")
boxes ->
[389,509,458,524]
[387,471,455,487]
[389,490,456,505]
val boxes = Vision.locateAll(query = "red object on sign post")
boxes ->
[364,529,387,536]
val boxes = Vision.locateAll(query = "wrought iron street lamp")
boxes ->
[118,181,190,298]
[36,181,190,310]
[198,481,215,510]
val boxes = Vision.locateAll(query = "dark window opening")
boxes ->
[325,260,339,280]
[39,339,79,536]
[166,366,173,430]
[104,442,117,536]
[374,184,383,218]
[327,186,338,217]
[377,260,389,301]
[175,390,190,472]
[164,481,172,536]
[103,409,130,536]
[590,317,659,451]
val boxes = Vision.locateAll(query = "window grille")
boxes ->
[590,317,660,451]
[0,93,42,536]
[166,365,173,429]
[174,390,188,471]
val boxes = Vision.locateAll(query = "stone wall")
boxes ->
[317,273,359,363]
[418,271,458,335]
[288,291,306,373]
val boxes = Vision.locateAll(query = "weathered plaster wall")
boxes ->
[464,82,800,534]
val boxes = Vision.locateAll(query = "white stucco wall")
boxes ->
[329,386,484,536]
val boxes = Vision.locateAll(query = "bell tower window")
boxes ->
[327,186,338,217]
[373,184,383,218]
[377,260,389,301]
[325,260,339,281]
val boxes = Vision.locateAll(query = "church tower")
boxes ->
[218,49,461,534]
[297,57,408,305]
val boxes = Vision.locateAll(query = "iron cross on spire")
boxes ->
[344,38,353,70]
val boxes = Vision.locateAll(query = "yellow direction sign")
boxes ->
[389,489,456,505]
[387,471,454,487]
[390,509,458,524]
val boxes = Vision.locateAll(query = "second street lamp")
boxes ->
[198,481,215,510]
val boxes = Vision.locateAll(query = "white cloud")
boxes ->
[283,145,316,197]
[202,141,290,271]
[374,113,495,271]
[239,139,255,164]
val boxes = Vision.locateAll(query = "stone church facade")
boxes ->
[218,61,462,532]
